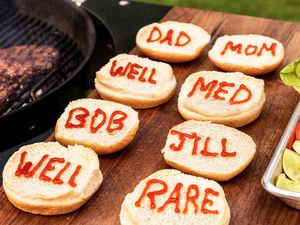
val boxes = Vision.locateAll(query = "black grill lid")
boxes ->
[0,3,83,114]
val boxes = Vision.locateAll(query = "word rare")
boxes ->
[135,178,220,215]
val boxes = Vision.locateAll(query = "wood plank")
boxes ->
[1,7,300,225]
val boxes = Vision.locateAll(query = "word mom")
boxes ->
[221,41,277,56]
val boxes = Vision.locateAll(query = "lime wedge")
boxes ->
[276,173,300,193]
[293,140,300,155]
[283,148,300,182]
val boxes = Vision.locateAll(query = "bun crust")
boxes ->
[55,98,139,155]
[162,121,256,181]
[208,34,284,75]
[178,70,266,127]
[136,21,211,63]
[3,142,103,215]
[95,54,177,109]
[120,169,230,225]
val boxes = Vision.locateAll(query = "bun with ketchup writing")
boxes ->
[208,34,284,75]
[2,142,102,215]
[95,54,177,109]
[162,120,256,181]
[120,169,230,225]
[55,98,139,155]
[136,21,211,63]
[178,70,266,127]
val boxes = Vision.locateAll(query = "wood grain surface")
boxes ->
[1,7,300,225]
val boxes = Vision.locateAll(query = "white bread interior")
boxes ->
[162,121,256,181]
[95,54,177,108]
[55,98,139,155]
[136,21,211,62]
[120,169,230,225]
[3,142,102,215]
[178,70,266,127]
[208,34,284,75]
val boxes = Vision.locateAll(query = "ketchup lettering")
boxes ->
[65,107,128,133]
[15,151,81,187]
[221,41,277,56]
[135,178,220,215]
[68,165,82,187]
[53,162,70,185]
[169,130,200,155]
[183,184,199,214]
[39,157,65,182]
[135,179,168,209]
[187,77,252,105]
[110,60,156,84]
[106,110,127,133]
[201,188,220,214]
[146,26,191,47]
[157,183,183,213]
[90,108,107,133]
[169,130,236,157]
[65,107,89,128]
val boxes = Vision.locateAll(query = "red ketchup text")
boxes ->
[146,26,191,47]
[169,130,237,157]
[220,41,277,56]
[15,151,81,187]
[135,178,220,215]
[65,107,128,133]
[110,60,156,84]
[187,77,252,105]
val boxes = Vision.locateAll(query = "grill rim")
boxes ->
[0,0,96,120]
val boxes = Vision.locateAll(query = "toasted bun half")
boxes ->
[2,142,102,215]
[178,70,266,127]
[162,121,256,181]
[55,98,139,155]
[120,169,230,225]
[95,54,177,109]
[208,34,284,75]
[136,21,211,63]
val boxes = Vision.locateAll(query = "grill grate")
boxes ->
[0,3,83,114]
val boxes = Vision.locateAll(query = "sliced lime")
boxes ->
[283,148,300,182]
[276,173,300,193]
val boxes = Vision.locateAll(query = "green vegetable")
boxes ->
[276,173,300,193]
[280,59,300,93]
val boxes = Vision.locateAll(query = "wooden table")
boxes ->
[1,7,300,225]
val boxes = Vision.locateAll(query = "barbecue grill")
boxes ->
[0,0,97,148]
[0,0,169,184]
[0,5,83,113]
